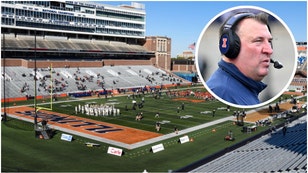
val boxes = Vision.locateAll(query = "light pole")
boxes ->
[34,30,38,132]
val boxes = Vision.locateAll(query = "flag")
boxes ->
[188,42,195,50]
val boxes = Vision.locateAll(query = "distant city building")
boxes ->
[177,50,194,59]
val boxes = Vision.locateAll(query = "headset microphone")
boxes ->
[270,59,283,69]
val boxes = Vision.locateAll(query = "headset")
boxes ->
[219,12,255,59]
[219,12,283,69]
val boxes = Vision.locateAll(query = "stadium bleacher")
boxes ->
[4,35,148,53]
[1,65,190,99]
[189,116,307,173]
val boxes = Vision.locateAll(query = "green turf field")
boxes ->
[48,88,235,134]
[2,86,304,172]
[2,117,271,172]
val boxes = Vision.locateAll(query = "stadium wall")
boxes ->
[154,54,171,71]
[103,59,153,66]
[1,58,23,66]
[2,58,153,68]
[1,93,68,103]
[172,64,196,72]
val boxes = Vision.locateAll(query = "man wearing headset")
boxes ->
[206,12,273,105]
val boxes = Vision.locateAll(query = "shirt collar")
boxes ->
[218,60,267,93]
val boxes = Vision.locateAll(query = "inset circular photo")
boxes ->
[196,6,297,108]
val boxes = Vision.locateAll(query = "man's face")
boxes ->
[235,18,273,81]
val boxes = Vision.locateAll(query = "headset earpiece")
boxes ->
[219,12,255,59]
[219,29,241,59]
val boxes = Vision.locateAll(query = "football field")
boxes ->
[2,87,301,172]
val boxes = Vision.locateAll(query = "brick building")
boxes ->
[144,36,172,71]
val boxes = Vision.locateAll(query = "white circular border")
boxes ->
[195,5,298,109]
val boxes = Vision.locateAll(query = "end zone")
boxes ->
[5,106,162,149]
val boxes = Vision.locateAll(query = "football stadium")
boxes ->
[1,1,307,172]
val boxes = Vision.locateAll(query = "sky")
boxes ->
[100,1,307,57]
